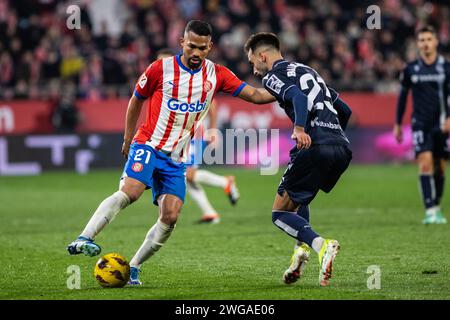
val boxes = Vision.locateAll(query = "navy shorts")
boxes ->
[412,126,449,159]
[121,143,186,206]
[278,144,352,206]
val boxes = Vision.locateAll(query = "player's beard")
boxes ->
[188,57,202,69]
[254,63,268,78]
[254,68,267,78]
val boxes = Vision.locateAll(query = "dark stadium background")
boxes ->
[0,0,449,171]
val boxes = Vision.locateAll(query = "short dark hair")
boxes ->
[416,25,437,38]
[244,32,280,53]
[185,20,212,37]
[156,48,175,58]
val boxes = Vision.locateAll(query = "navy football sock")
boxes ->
[297,205,310,222]
[272,210,319,247]
[419,174,436,209]
[434,172,445,206]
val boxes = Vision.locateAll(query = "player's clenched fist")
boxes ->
[291,126,311,150]
[393,124,403,143]
[122,140,131,158]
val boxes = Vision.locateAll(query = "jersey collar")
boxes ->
[419,55,443,67]
[176,54,203,75]
[272,59,286,69]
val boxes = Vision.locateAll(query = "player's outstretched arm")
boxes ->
[237,85,276,104]
[122,95,145,157]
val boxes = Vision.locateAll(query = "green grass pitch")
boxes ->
[1,165,449,300]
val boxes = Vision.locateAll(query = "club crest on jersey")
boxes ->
[132,163,143,172]
[203,80,212,93]
[138,74,147,89]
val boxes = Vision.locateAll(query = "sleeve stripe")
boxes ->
[331,93,339,103]
[134,90,148,100]
[232,82,247,97]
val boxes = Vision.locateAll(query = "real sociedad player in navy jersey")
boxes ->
[394,26,450,225]
[245,32,352,286]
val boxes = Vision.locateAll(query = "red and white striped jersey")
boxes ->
[132,54,246,162]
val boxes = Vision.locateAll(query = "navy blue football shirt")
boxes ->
[262,60,349,146]
[396,55,450,129]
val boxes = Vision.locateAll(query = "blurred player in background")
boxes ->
[67,20,275,286]
[156,49,240,224]
[186,113,241,224]
[394,26,450,225]
[245,33,352,286]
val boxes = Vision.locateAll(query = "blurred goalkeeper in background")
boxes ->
[394,26,450,225]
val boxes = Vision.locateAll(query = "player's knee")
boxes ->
[419,162,433,174]
[119,190,138,203]
[186,168,196,182]
[418,154,434,174]
[436,159,446,175]
[119,189,142,204]
[160,208,180,225]
[120,181,145,203]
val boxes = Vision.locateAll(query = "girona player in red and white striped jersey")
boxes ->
[68,21,275,285]
[132,51,245,162]
[152,48,239,226]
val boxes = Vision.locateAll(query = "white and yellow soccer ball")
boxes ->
[94,253,130,288]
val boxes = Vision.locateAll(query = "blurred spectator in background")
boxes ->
[51,82,80,133]
[0,0,449,100]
